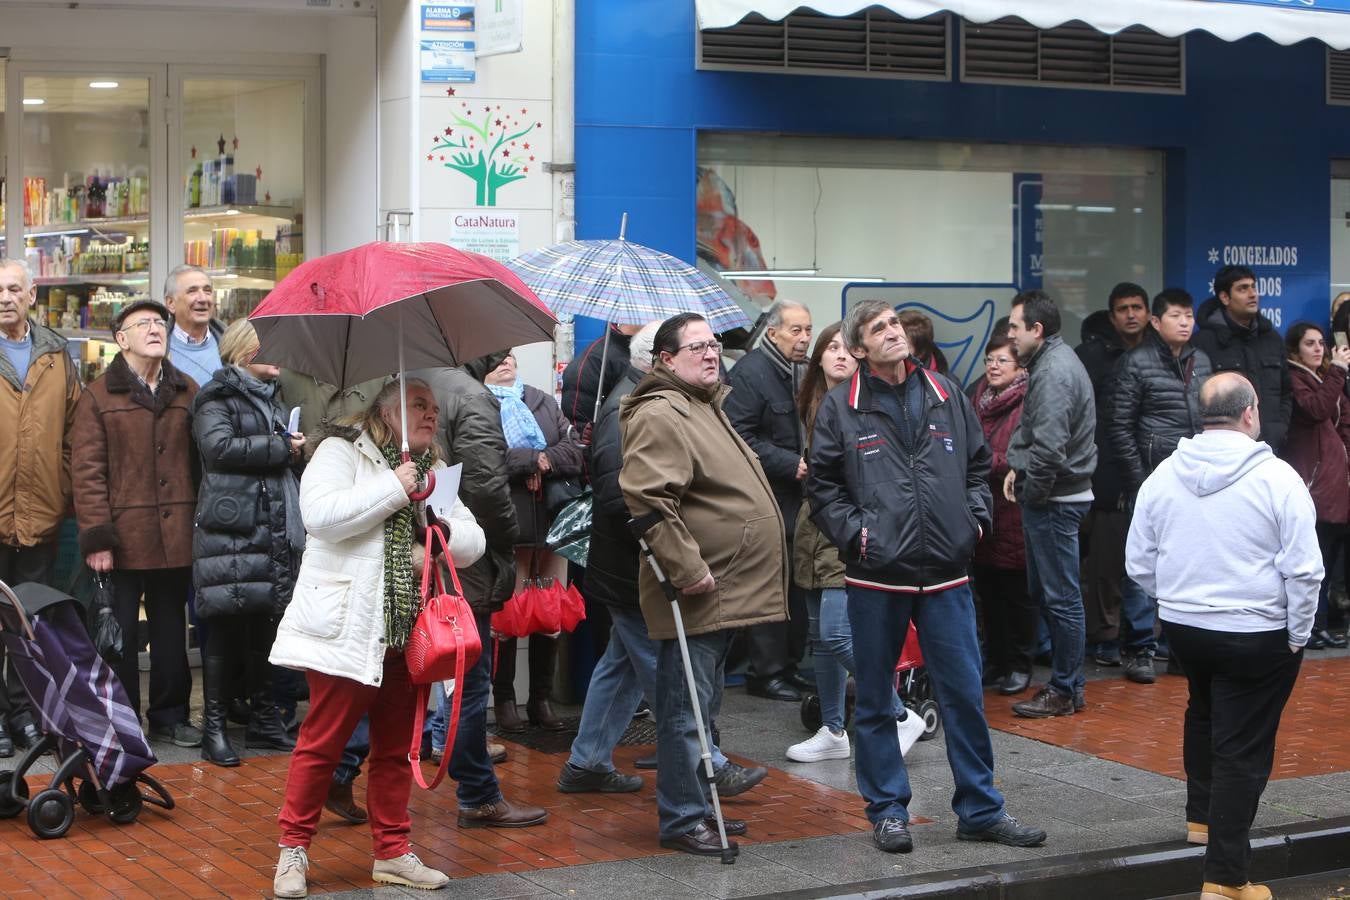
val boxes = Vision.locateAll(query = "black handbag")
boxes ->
[543,476,585,518]
[196,473,263,535]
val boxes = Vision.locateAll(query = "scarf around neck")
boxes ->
[487,380,548,450]
[378,443,436,649]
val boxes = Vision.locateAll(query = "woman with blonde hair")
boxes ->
[191,318,306,767]
[268,377,486,898]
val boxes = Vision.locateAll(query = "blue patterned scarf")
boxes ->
[487,380,548,450]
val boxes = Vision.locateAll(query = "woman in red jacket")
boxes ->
[971,334,1037,694]
[1282,322,1350,649]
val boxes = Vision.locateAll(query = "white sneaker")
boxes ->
[372,851,450,890]
[786,726,851,762]
[274,845,309,899]
[897,711,925,757]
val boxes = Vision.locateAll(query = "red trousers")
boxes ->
[277,652,418,859]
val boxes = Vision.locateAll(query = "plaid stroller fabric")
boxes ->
[0,584,156,789]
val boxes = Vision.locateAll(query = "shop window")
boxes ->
[179,77,306,321]
[1333,161,1350,309]
[698,7,950,80]
[0,67,5,264]
[698,132,1164,384]
[961,19,1184,94]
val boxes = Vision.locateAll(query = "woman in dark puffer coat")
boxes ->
[191,319,306,766]
[971,333,1038,696]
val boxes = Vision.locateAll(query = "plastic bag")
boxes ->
[89,573,124,663]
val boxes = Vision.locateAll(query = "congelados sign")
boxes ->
[1220,245,1299,267]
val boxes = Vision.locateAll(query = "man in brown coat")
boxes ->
[0,259,81,756]
[620,312,787,858]
[72,299,202,747]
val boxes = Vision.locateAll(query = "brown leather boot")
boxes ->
[495,701,525,733]
[325,781,367,824]
[527,697,566,731]
[457,797,548,828]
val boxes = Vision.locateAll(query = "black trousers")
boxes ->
[1082,508,1129,645]
[745,577,808,681]
[1164,620,1302,888]
[972,563,1038,677]
[109,568,193,730]
[0,542,57,729]
[1315,522,1345,631]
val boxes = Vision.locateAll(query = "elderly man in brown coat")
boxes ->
[620,312,787,858]
[72,298,202,748]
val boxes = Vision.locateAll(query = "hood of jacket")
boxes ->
[624,364,726,413]
[1201,302,1275,342]
[1170,429,1273,497]
[1079,310,1126,353]
[194,363,278,406]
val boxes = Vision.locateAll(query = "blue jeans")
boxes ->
[847,583,1004,829]
[569,606,726,774]
[1021,501,1090,699]
[655,628,732,841]
[1120,576,1158,656]
[810,588,902,731]
[334,715,369,785]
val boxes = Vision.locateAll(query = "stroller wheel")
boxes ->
[0,771,29,818]
[27,788,75,839]
[799,693,822,733]
[77,780,107,815]
[916,699,941,742]
[108,781,143,824]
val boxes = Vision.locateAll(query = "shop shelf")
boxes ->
[25,215,150,237]
[183,204,295,223]
[57,328,119,341]
[35,273,152,287]
[205,268,277,289]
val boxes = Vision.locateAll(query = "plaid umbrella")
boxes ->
[507,218,752,334]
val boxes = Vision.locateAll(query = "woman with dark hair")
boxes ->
[269,378,486,898]
[897,309,949,374]
[1282,322,1350,649]
[484,351,586,731]
[971,334,1038,694]
[787,323,919,763]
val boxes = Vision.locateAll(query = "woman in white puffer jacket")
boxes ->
[270,379,484,899]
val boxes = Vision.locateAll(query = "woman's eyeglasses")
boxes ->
[984,355,1016,367]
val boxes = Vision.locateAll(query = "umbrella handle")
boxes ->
[402,450,436,501]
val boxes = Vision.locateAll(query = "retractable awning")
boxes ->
[695,0,1350,50]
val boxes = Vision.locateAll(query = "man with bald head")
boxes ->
[1127,372,1320,900]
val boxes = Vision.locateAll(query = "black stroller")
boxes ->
[0,579,174,839]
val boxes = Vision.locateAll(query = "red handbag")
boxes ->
[406,523,482,790]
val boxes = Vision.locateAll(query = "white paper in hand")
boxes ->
[287,406,301,434]
[425,462,463,520]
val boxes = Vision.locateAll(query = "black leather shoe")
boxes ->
[873,817,913,853]
[659,822,739,857]
[15,722,41,751]
[634,753,658,770]
[704,817,746,836]
[1314,628,1348,650]
[556,762,643,793]
[713,762,767,797]
[784,670,814,692]
[1306,631,1330,650]
[997,671,1032,695]
[746,676,801,702]
[957,813,1046,847]
[0,722,13,759]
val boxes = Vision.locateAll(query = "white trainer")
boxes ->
[786,726,851,762]
[372,851,450,890]
[897,711,925,757]
[273,845,309,899]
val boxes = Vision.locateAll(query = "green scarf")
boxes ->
[379,444,436,649]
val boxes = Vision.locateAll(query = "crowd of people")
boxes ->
[0,253,1337,900]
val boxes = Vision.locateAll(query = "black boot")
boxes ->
[244,650,297,751]
[0,720,13,759]
[201,654,241,768]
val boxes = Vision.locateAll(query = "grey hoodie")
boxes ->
[1125,429,1321,646]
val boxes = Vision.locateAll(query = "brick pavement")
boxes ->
[985,655,1350,780]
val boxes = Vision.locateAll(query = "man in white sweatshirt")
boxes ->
[1126,371,1319,900]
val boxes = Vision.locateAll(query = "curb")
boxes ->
[740,816,1350,899]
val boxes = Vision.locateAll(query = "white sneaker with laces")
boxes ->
[372,851,450,890]
[786,726,851,762]
[273,845,309,899]
[897,711,925,757]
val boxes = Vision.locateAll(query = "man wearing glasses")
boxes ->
[0,259,82,758]
[620,313,786,857]
[72,299,202,748]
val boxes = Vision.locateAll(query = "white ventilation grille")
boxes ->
[1331,50,1350,105]
[699,7,950,81]
[962,19,1184,93]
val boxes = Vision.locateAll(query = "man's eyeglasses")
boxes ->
[120,318,167,334]
[985,355,1016,367]
[677,340,722,356]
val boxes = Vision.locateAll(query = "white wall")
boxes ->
[324,15,380,251]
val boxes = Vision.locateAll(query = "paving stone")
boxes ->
[518,860,706,898]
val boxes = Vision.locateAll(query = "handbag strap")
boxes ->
[408,624,467,790]
[420,522,466,600]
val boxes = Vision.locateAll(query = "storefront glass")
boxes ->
[1333,162,1350,314]
[697,133,1165,371]
[180,77,305,321]
[0,67,5,263]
